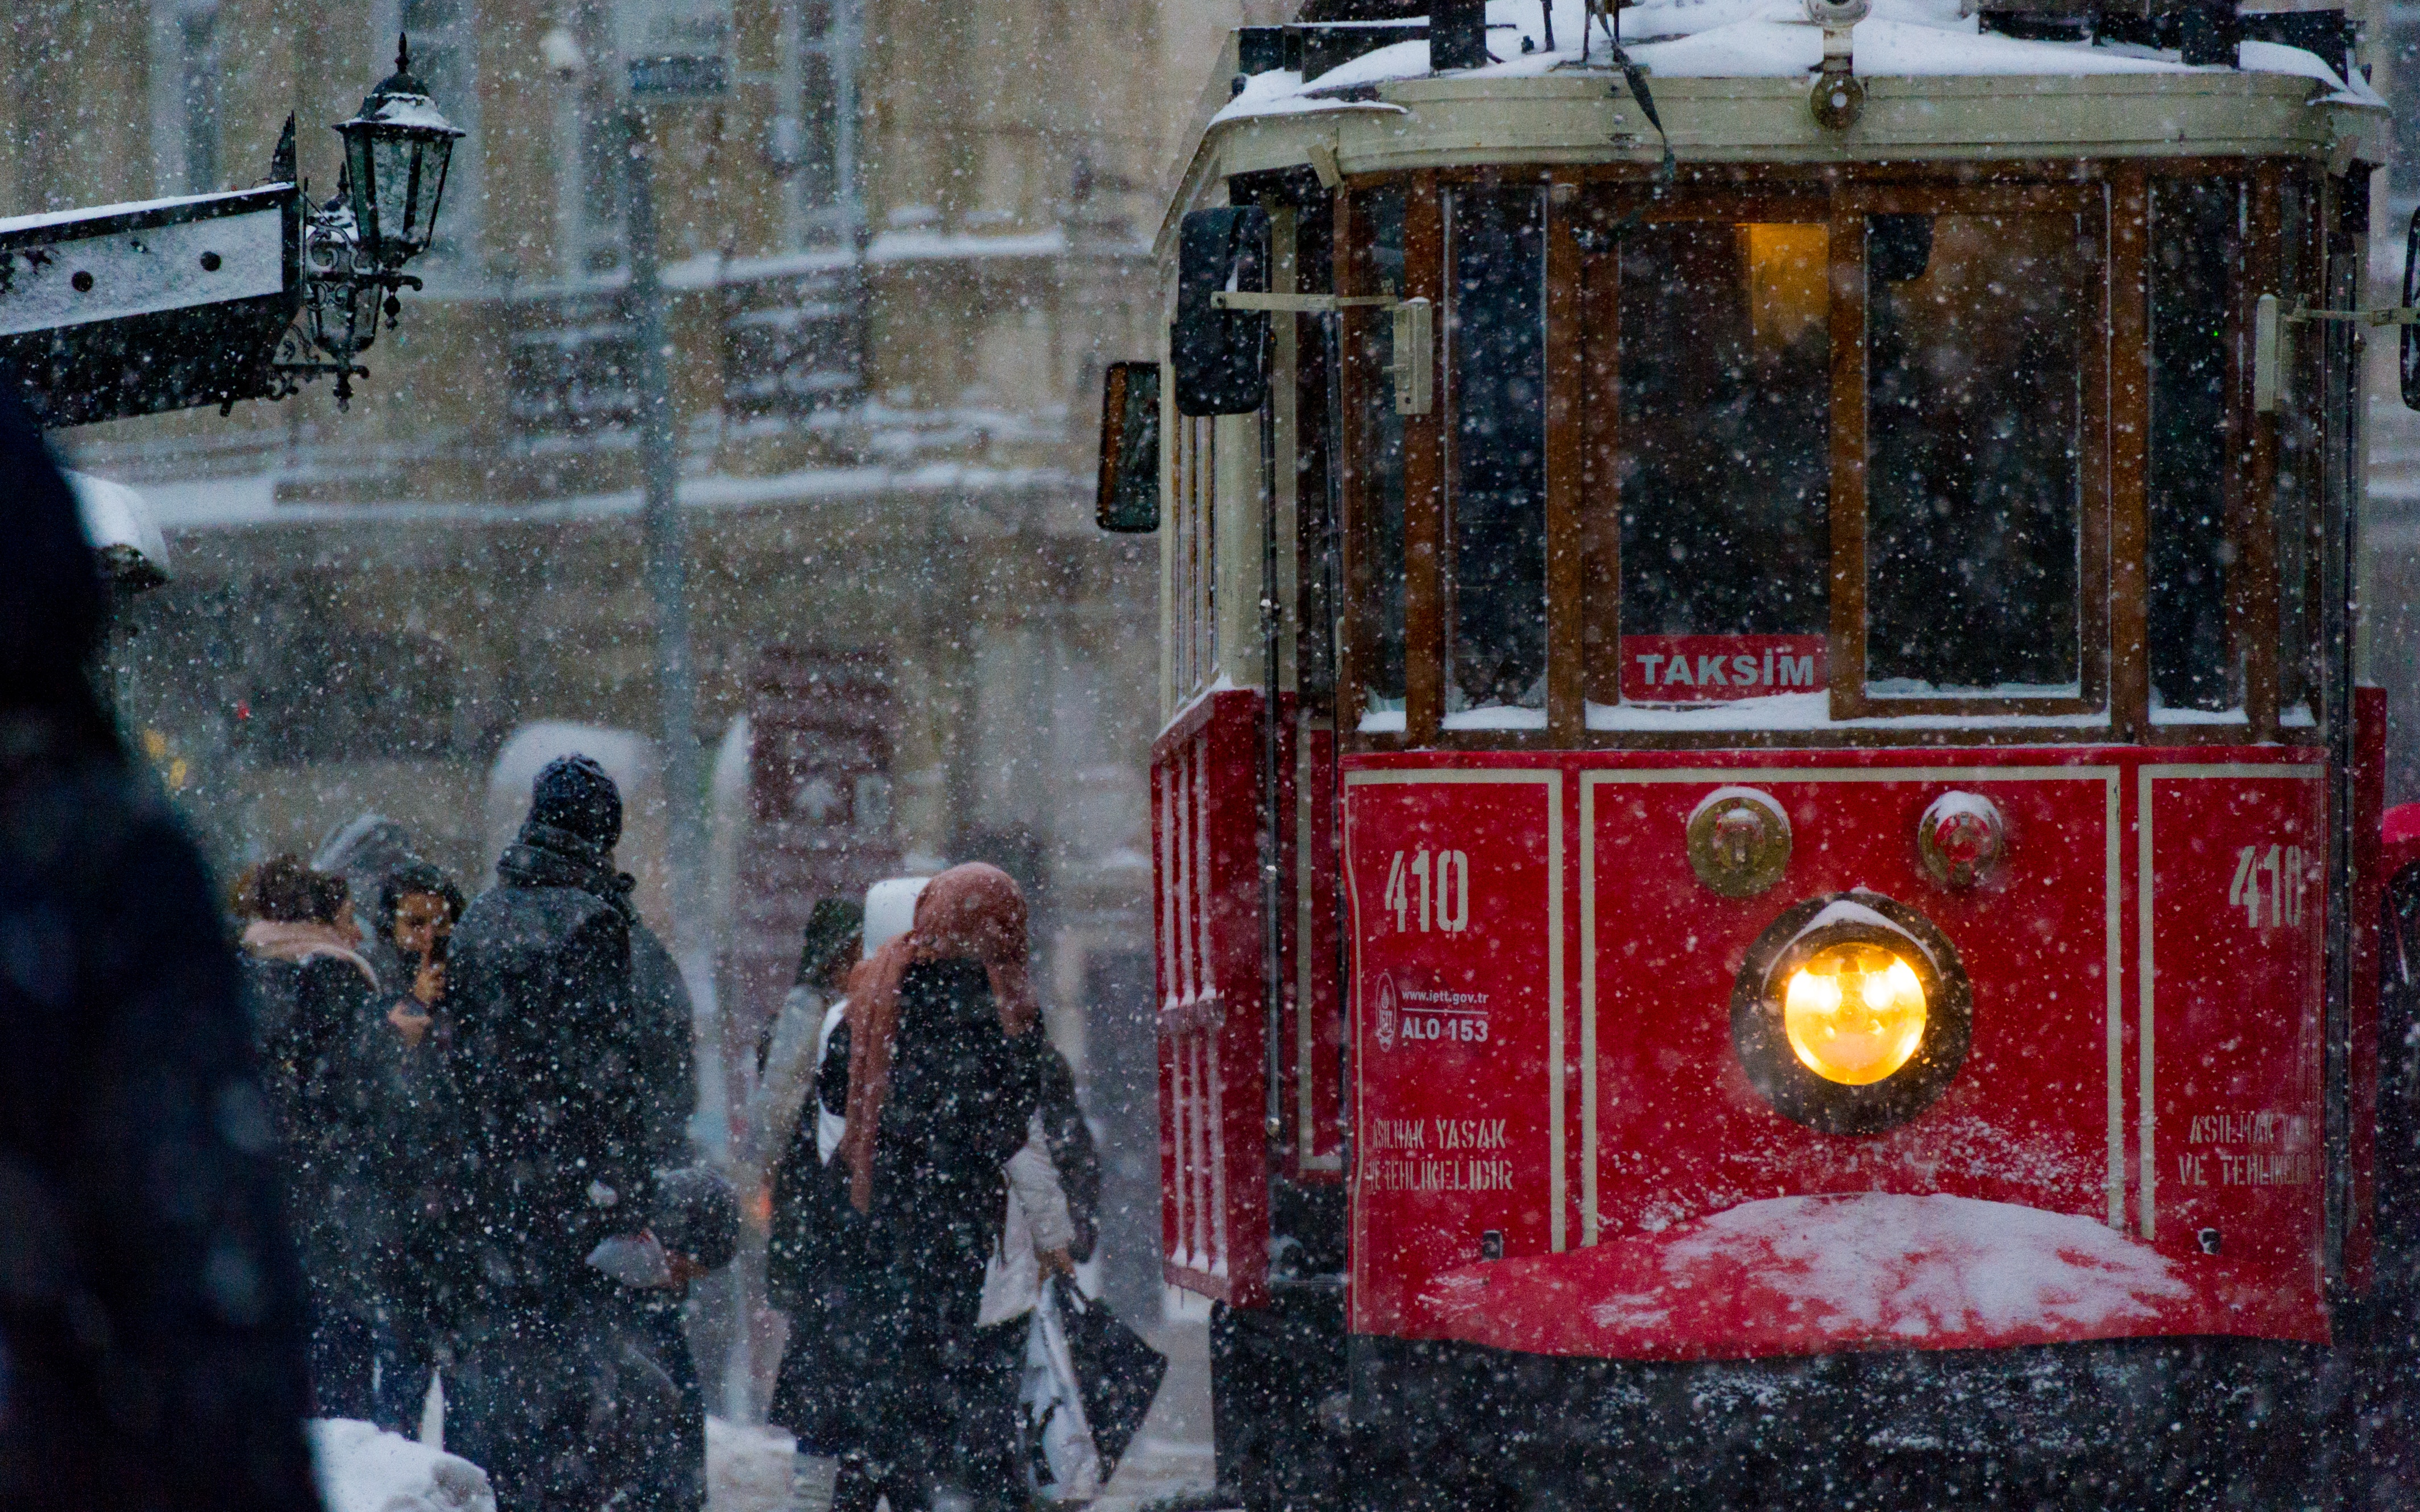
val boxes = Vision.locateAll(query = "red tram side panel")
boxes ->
[1341,769,1565,1337]
[1342,747,2336,1360]
[1153,688,1271,1306]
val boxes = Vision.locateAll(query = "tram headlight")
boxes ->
[1731,892,1971,1135]
[1782,943,1927,1085]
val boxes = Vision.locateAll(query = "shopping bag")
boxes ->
[1019,1291,1103,1503]
[1050,1278,1167,1482]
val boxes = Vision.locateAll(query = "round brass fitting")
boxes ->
[1917,791,2007,890]
[1686,786,1792,898]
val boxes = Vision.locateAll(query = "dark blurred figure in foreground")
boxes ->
[834,862,1066,1512]
[441,754,679,1510]
[359,858,466,1436]
[0,390,322,1509]
[237,854,385,1418]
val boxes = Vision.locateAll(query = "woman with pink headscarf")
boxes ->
[825,863,1066,1512]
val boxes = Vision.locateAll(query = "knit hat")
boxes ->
[529,753,623,851]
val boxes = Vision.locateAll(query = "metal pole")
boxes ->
[627,101,748,1419]
[1262,396,1286,1148]
[627,107,708,966]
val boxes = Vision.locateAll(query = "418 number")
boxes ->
[2228,842,2309,931]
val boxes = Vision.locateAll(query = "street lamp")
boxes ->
[0,32,467,423]
[291,34,465,405]
[335,36,465,273]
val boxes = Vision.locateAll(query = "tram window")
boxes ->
[1617,221,1830,642]
[1867,212,2089,695]
[2146,178,2241,715]
[1445,185,1548,713]
[1353,186,1407,715]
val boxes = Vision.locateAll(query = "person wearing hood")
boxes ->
[0,387,321,1510]
[236,854,386,1419]
[440,754,670,1510]
[834,863,1072,1512]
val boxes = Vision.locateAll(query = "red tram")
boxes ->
[1094,1,2420,1504]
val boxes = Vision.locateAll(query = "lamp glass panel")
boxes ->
[375,136,421,247]
[344,131,375,239]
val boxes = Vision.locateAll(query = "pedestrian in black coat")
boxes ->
[235,854,386,1419]
[0,388,321,1511]
[357,858,466,1436]
[833,865,1053,1512]
[764,902,871,1470]
[441,754,669,1511]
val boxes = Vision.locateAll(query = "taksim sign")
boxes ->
[612,0,733,97]
[1621,634,1826,702]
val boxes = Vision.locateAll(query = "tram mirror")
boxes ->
[1870,214,1933,283]
[2402,205,2419,411]
[1172,206,1271,416]
[1096,361,1162,533]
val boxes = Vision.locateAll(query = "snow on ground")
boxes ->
[1089,1307,1224,1512]
[707,1415,799,1512]
[697,1310,1224,1512]
[309,1420,494,1512]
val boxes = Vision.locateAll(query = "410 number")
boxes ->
[1385,848,1470,934]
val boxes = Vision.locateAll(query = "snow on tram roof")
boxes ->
[1211,0,2385,127]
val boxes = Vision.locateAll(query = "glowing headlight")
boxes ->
[1730,891,1972,1135]
[1782,942,1928,1085]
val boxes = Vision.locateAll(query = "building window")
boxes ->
[575,99,628,272]
[784,0,859,246]
[154,0,223,194]
[553,1,628,276]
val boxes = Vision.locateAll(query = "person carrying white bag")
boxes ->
[975,1115,1097,1502]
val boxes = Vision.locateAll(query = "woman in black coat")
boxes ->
[831,865,1055,1512]
[237,853,385,1419]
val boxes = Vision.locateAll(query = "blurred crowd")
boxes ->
[0,389,1110,1512]
[226,759,732,1512]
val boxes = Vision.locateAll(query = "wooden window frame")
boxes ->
[1319,158,2319,753]
[1428,167,1565,749]
[2127,163,2278,747]
[1577,183,1838,729]
[1336,182,1409,750]
[1830,180,2112,722]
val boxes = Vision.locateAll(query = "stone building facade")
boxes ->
[2,0,1272,1335]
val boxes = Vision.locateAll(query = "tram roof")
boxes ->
[1162,0,2389,253]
